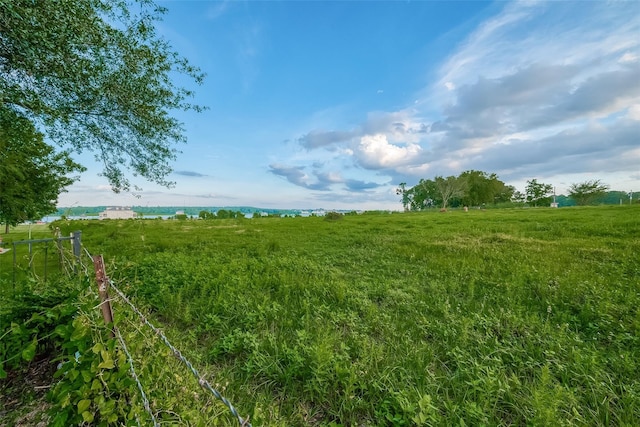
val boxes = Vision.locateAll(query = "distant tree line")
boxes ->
[397,173,630,210]
[396,170,516,211]
[198,210,245,220]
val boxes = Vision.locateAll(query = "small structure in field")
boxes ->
[99,206,137,219]
[550,186,559,208]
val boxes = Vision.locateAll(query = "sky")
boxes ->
[59,0,640,210]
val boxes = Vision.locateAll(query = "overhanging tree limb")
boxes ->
[0,0,205,191]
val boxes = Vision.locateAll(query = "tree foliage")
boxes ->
[396,183,410,212]
[525,179,553,207]
[397,171,512,211]
[0,109,84,231]
[459,170,514,206]
[435,176,467,209]
[0,0,204,191]
[568,180,609,206]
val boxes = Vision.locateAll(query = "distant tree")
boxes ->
[435,176,467,209]
[324,211,343,221]
[495,184,516,204]
[396,183,411,212]
[511,191,526,204]
[459,170,513,206]
[216,209,230,219]
[1,0,204,192]
[199,210,214,220]
[409,179,439,210]
[568,180,609,206]
[0,109,84,233]
[525,179,553,207]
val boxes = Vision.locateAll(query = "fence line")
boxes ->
[4,235,251,425]
[107,278,252,426]
[84,248,251,426]
[0,231,83,289]
[113,325,159,427]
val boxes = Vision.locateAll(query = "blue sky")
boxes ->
[60,0,640,209]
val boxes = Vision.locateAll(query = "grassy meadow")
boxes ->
[2,206,639,426]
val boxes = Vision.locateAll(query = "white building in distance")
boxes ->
[99,206,137,220]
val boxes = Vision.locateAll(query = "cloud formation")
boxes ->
[269,163,385,193]
[285,1,639,197]
[269,164,330,190]
[173,170,208,177]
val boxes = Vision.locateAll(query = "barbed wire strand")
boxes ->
[108,279,251,427]
[113,325,160,427]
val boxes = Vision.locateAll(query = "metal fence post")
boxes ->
[12,242,16,291]
[44,242,48,284]
[72,231,82,273]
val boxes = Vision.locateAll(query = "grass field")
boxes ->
[2,206,639,426]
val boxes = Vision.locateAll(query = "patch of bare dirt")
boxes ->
[0,355,54,426]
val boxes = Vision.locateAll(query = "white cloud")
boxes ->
[619,52,639,64]
[354,134,423,169]
[275,1,640,202]
[627,104,640,120]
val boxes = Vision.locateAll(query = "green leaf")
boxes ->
[0,363,7,379]
[21,339,37,361]
[92,342,104,354]
[81,369,92,382]
[54,324,69,338]
[77,399,91,413]
[51,411,68,427]
[81,410,94,423]
[98,359,115,369]
[70,322,88,341]
[91,379,102,391]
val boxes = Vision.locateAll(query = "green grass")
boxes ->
[0,224,80,292]
[5,206,640,425]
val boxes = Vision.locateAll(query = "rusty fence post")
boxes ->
[93,255,115,338]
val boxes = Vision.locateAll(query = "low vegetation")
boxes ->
[2,206,639,425]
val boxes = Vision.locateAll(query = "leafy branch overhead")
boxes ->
[0,0,205,191]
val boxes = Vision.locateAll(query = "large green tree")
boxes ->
[409,178,439,210]
[435,175,467,209]
[459,170,514,206]
[0,109,84,233]
[0,0,204,191]
[568,180,609,206]
[525,179,553,207]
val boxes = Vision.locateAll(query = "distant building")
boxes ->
[99,207,137,219]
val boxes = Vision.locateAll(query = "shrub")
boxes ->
[324,211,343,221]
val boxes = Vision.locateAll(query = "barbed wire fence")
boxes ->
[77,246,252,426]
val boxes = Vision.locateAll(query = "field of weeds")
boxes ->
[2,206,639,425]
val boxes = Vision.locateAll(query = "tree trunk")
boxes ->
[4,223,9,234]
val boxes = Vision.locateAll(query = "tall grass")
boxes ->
[47,206,640,425]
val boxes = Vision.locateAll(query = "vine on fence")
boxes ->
[2,242,251,426]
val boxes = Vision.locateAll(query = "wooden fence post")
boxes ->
[93,255,115,338]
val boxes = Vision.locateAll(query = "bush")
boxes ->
[324,211,343,221]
